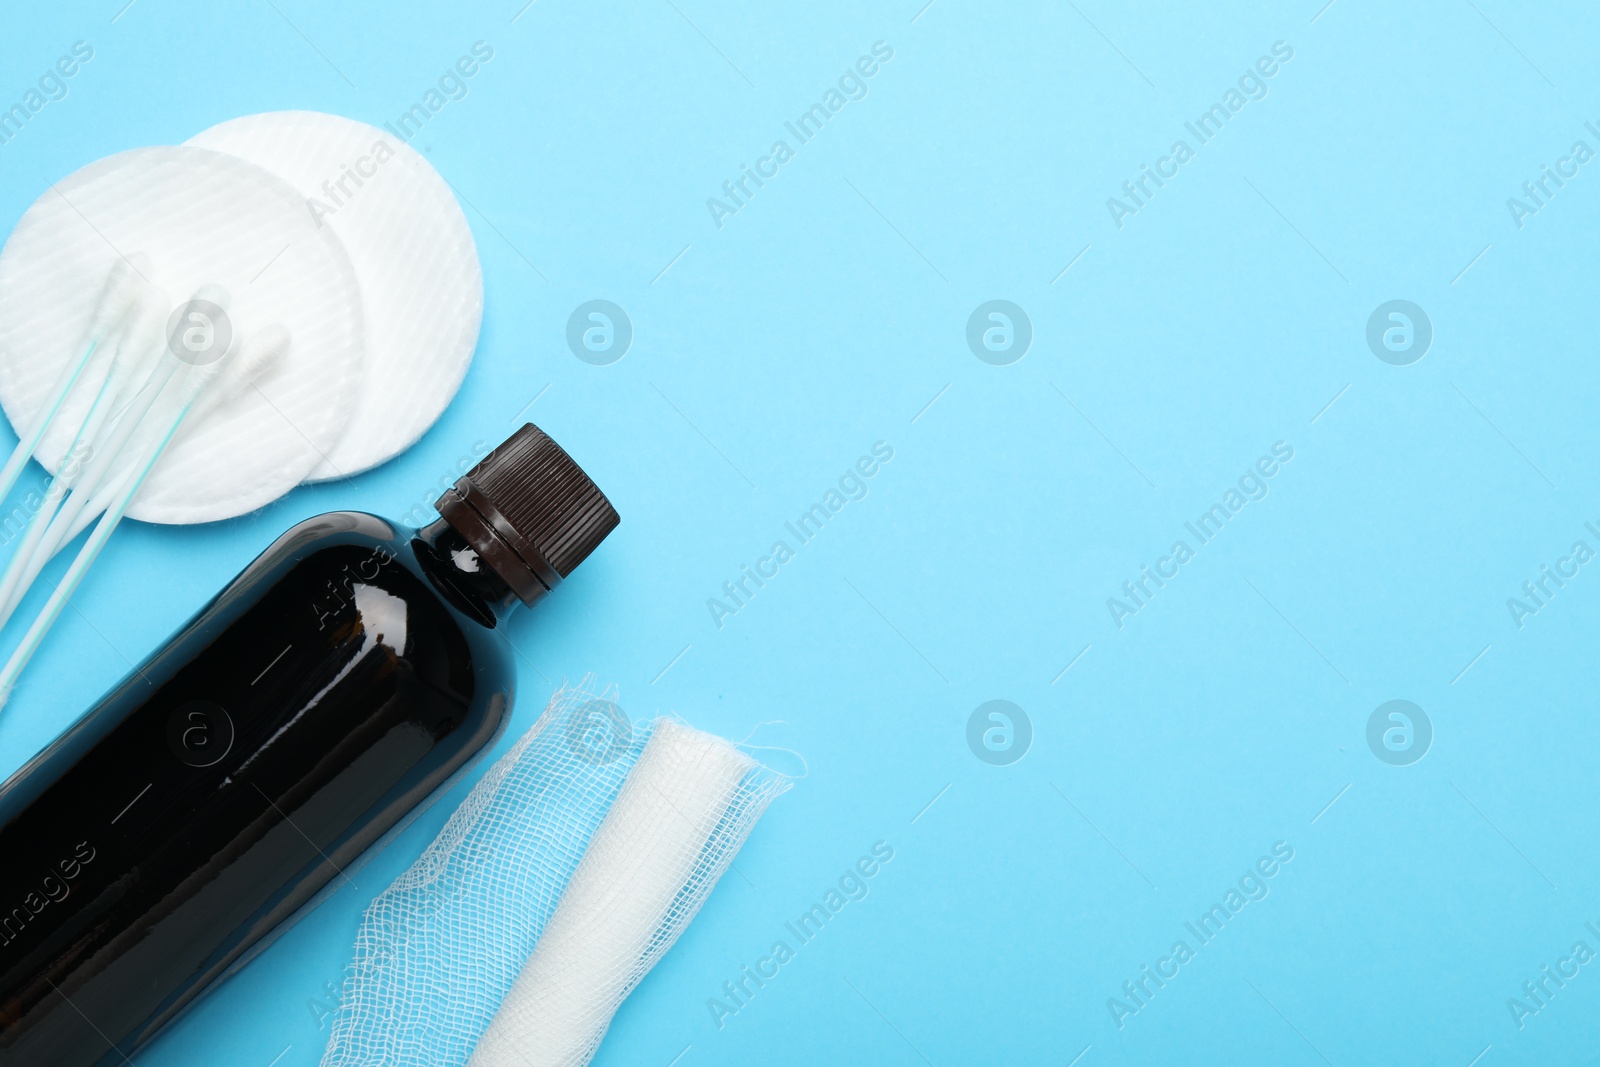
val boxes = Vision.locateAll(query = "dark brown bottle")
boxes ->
[0,424,618,1066]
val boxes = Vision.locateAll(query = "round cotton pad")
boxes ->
[189,111,484,481]
[0,145,365,524]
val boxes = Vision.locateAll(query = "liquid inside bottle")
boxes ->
[0,424,617,1065]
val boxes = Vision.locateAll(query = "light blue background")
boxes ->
[2,1,1598,1063]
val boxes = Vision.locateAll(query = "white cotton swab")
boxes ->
[0,287,177,622]
[0,287,240,709]
[0,287,172,628]
[186,321,290,425]
[16,322,290,593]
[0,255,148,507]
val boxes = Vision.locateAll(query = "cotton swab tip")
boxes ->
[235,323,290,385]
[164,286,232,369]
[189,284,232,311]
[85,254,150,339]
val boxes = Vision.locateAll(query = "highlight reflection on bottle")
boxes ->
[0,424,618,1066]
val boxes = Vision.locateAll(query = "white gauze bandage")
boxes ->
[468,718,781,1067]
[320,690,786,1067]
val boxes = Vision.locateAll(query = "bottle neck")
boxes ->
[412,517,525,626]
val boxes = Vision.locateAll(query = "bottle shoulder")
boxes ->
[229,511,407,586]
[2,513,512,815]
[223,513,505,686]
[232,511,511,630]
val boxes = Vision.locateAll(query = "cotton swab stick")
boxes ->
[0,255,147,507]
[0,288,240,709]
[0,287,179,621]
[0,290,171,627]
[11,322,290,599]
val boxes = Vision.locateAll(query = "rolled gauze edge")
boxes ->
[320,686,658,1067]
[467,718,787,1067]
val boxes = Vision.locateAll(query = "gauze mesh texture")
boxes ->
[468,717,784,1067]
[320,685,787,1067]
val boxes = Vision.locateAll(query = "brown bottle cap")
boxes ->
[435,424,620,604]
